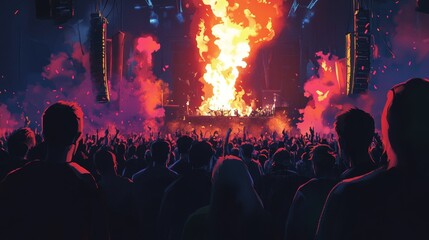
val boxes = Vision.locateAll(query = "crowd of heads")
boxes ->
[1,78,429,240]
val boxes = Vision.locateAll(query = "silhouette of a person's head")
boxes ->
[150,140,171,166]
[230,147,240,157]
[310,144,335,178]
[42,101,83,149]
[177,136,193,155]
[127,145,137,159]
[272,148,291,171]
[7,127,36,160]
[240,143,254,160]
[94,149,117,176]
[269,142,279,158]
[335,108,374,158]
[116,143,126,157]
[189,141,213,170]
[382,78,429,175]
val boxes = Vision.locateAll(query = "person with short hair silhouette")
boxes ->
[132,139,178,240]
[240,143,263,184]
[335,108,376,179]
[285,144,338,240]
[6,127,36,161]
[158,140,213,240]
[0,127,36,180]
[316,78,429,240]
[94,148,137,239]
[296,151,315,178]
[123,145,144,178]
[169,135,194,175]
[256,148,309,240]
[0,101,108,239]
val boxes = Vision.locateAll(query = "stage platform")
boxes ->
[165,115,290,136]
[185,115,273,125]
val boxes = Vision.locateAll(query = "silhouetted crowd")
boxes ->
[1,78,429,240]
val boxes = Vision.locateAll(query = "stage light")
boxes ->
[288,0,319,18]
[307,0,318,9]
[288,0,299,17]
[134,5,143,10]
[302,10,314,28]
[176,12,184,23]
[149,10,159,27]
[176,0,185,23]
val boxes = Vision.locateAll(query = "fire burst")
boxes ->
[195,0,283,116]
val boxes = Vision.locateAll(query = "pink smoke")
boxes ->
[297,0,427,135]
[0,104,19,136]
[132,36,167,119]
[297,52,375,135]
[297,52,343,134]
[135,36,160,63]
[42,52,77,80]
[12,35,169,136]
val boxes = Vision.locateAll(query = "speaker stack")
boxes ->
[346,8,371,95]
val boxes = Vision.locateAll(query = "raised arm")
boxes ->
[110,127,120,146]
[224,127,232,157]
[104,128,109,146]
[243,126,247,142]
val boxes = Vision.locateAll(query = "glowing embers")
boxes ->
[195,0,283,116]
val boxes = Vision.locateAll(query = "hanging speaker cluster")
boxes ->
[346,8,371,95]
[89,12,110,103]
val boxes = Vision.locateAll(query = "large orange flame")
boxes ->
[195,0,283,116]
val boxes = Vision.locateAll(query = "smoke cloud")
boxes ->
[4,35,168,137]
[0,104,20,136]
[298,1,429,135]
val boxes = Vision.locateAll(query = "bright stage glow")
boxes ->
[195,0,283,116]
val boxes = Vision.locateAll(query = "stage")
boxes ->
[164,113,291,136]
